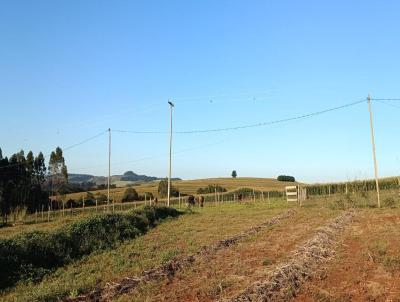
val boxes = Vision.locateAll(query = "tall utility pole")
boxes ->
[367,95,381,208]
[167,101,174,207]
[108,128,111,206]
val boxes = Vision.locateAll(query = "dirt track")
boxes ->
[120,209,337,302]
[66,209,298,302]
[227,211,355,302]
[293,210,400,302]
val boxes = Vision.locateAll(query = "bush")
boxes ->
[277,175,296,182]
[158,179,179,197]
[84,192,96,206]
[121,187,139,202]
[197,185,227,194]
[95,193,108,203]
[0,206,181,289]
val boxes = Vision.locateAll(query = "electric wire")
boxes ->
[113,99,366,135]
[0,130,108,170]
[374,100,400,110]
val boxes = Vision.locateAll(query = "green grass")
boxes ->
[0,206,181,291]
[64,177,294,203]
[1,191,399,302]
[0,200,292,302]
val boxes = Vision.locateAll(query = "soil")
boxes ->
[127,210,335,302]
[293,211,400,302]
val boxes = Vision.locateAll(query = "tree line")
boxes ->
[0,147,68,224]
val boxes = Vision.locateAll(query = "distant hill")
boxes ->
[120,171,158,182]
[68,172,181,186]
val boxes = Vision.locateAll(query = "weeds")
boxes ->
[0,206,182,290]
[368,240,400,270]
[383,197,397,208]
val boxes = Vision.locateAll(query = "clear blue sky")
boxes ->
[1,0,399,182]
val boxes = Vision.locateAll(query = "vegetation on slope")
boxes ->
[0,206,181,290]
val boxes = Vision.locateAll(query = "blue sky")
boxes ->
[1,0,399,182]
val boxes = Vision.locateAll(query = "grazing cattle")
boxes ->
[188,195,195,206]
[199,196,205,207]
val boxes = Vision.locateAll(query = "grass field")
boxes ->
[65,177,297,203]
[1,189,400,302]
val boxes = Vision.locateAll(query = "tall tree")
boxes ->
[0,148,49,222]
[49,147,68,206]
[33,152,46,185]
[157,178,179,198]
[231,170,237,178]
[26,151,34,175]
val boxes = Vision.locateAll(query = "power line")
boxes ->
[63,130,108,152]
[114,99,366,135]
[374,100,400,109]
[69,140,227,172]
[371,98,400,101]
[0,130,108,170]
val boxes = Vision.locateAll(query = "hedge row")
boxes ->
[306,178,400,196]
[0,206,181,289]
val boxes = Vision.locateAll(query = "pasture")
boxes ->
[0,186,400,302]
[64,177,297,204]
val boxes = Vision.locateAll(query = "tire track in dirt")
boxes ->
[145,209,336,302]
[293,211,400,302]
[225,211,356,302]
[65,209,297,302]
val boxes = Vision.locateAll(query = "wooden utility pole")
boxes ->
[368,95,381,208]
[214,186,217,206]
[167,101,174,207]
[108,128,111,206]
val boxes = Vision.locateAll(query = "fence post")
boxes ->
[299,186,303,207]
[96,199,98,212]
[398,178,400,196]
[35,210,38,224]
[47,205,50,222]
[41,205,44,221]
[178,192,181,209]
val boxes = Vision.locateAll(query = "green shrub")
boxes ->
[277,175,295,182]
[121,187,139,202]
[0,206,181,289]
[197,185,227,194]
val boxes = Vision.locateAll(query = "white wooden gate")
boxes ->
[285,186,298,202]
[285,185,307,205]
